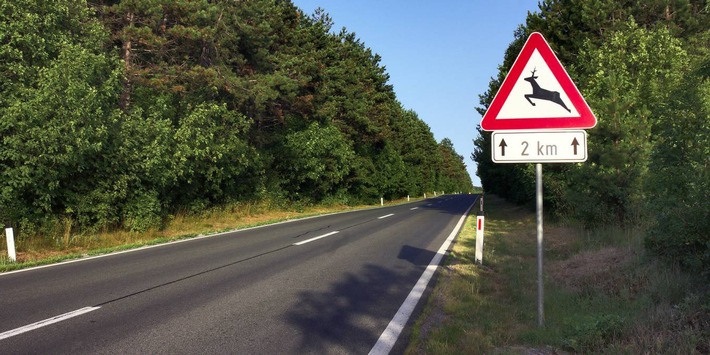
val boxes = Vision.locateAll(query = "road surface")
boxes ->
[0,194,477,354]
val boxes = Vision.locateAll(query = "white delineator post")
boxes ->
[380,197,384,206]
[5,227,16,262]
[475,210,485,264]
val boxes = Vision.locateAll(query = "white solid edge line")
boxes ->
[378,214,395,219]
[369,198,476,355]
[0,306,101,340]
[293,231,340,246]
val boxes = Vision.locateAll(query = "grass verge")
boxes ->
[406,194,709,354]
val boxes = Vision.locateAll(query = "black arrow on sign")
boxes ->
[571,137,579,155]
[499,139,507,156]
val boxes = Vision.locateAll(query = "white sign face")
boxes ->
[492,130,587,163]
[496,49,581,119]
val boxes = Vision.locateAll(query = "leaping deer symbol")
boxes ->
[524,68,571,112]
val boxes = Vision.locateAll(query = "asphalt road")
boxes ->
[0,194,477,354]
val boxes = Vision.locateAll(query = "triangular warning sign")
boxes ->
[480,32,597,131]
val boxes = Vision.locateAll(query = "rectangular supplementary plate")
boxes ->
[491,130,587,163]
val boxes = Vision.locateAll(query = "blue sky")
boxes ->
[291,0,541,187]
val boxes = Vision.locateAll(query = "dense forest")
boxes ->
[0,0,473,237]
[473,0,709,276]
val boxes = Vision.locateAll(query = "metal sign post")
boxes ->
[535,164,544,326]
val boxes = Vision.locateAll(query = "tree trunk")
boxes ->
[119,11,134,110]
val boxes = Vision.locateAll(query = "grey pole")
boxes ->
[536,163,544,327]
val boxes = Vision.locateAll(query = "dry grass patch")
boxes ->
[548,247,638,296]
[544,226,581,258]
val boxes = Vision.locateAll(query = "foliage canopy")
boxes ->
[0,0,473,236]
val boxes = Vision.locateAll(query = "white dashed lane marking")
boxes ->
[293,231,340,246]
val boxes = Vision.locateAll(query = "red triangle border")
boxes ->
[480,32,597,131]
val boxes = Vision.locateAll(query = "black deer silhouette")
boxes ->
[524,68,571,112]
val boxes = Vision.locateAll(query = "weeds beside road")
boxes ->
[407,194,709,354]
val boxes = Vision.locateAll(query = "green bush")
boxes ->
[562,314,626,352]
[122,191,162,232]
[643,55,710,278]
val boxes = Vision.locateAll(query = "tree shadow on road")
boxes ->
[284,263,422,354]
[397,244,438,266]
